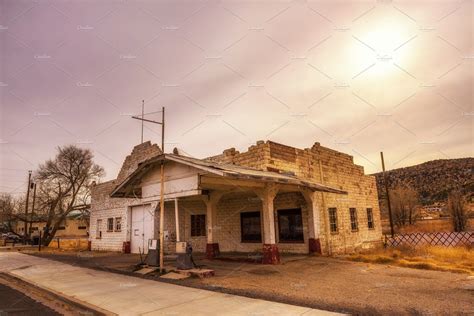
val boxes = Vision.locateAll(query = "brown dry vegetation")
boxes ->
[348,246,474,275]
[381,218,474,234]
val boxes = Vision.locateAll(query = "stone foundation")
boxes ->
[262,244,280,264]
[206,243,220,259]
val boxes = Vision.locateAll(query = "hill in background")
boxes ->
[373,158,474,206]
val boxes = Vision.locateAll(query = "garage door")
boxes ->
[131,204,154,254]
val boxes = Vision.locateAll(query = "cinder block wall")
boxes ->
[90,142,162,252]
[208,140,383,254]
[91,140,382,254]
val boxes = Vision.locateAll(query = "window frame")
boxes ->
[115,217,122,232]
[107,218,114,232]
[277,208,304,243]
[240,211,262,243]
[190,214,206,237]
[367,208,375,230]
[328,208,338,233]
[349,208,358,232]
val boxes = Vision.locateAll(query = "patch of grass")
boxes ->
[347,246,474,275]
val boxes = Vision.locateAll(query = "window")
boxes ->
[277,209,304,242]
[96,219,102,239]
[107,218,113,232]
[115,217,122,232]
[240,212,262,243]
[349,208,358,231]
[57,220,66,230]
[367,208,374,229]
[78,226,87,230]
[191,214,206,237]
[328,208,338,233]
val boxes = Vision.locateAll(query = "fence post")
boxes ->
[38,231,42,252]
[57,237,60,249]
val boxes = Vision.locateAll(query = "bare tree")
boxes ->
[389,186,419,227]
[447,190,468,232]
[36,145,104,245]
[0,193,21,232]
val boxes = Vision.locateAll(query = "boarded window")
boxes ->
[191,214,206,237]
[57,226,66,230]
[240,212,262,243]
[78,226,87,230]
[349,208,358,231]
[115,217,122,232]
[328,208,338,233]
[277,209,304,242]
[107,218,114,232]
[367,208,374,229]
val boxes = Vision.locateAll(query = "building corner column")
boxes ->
[256,184,280,264]
[203,191,224,259]
[302,190,322,254]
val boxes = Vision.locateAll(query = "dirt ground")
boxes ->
[25,249,474,315]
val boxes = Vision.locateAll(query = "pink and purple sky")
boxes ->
[1,0,473,195]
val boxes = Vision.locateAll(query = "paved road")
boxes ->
[0,283,60,315]
[0,252,340,316]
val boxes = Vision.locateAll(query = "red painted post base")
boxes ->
[308,238,322,254]
[206,243,220,259]
[122,241,131,254]
[262,244,280,264]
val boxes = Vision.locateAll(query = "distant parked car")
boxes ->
[1,232,22,243]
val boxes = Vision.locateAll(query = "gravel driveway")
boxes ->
[27,250,474,315]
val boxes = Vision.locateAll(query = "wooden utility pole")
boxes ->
[159,107,165,273]
[132,105,166,273]
[380,152,395,237]
[29,182,37,236]
[141,100,144,144]
[24,170,32,242]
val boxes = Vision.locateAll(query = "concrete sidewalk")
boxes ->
[0,252,340,316]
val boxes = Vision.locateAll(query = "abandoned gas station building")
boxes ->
[90,140,382,263]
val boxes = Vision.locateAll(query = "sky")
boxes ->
[0,0,473,196]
